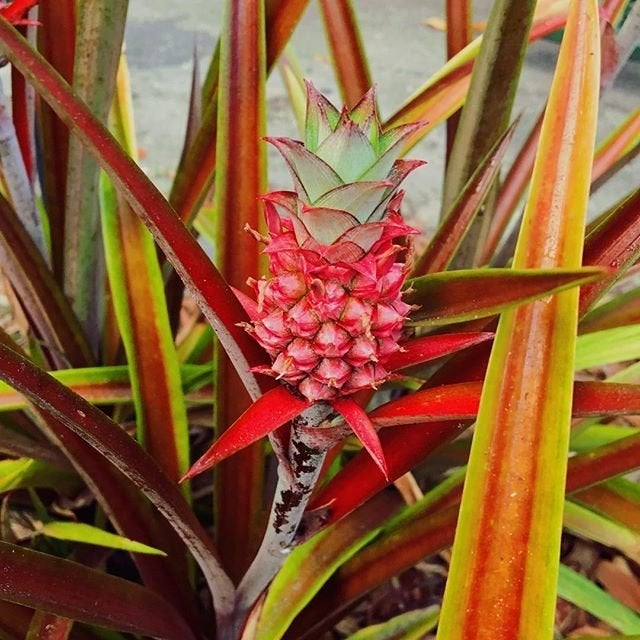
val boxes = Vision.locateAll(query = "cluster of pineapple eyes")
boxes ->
[249,270,407,402]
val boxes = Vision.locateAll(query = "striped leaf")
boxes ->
[437,1,601,637]
[101,55,190,485]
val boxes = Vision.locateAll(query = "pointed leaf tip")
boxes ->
[332,398,389,479]
[182,385,310,480]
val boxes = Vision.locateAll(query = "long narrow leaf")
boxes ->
[213,0,268,580]
[441,0,536,270]
[558,564,640,633]
[437,1,600,637]
[182,386,309,481]
[0,342,235,626]
[170,0,310,225]
[101,55,190,485]
[293,434,640,638]
[580,188,640,314]
[0,191,93,368]
[445,0,472,159]
[0,364,210,411]
[479,107,544,265]
[412,121,517,275]
[255,493,399,640]
[63,0,127,350]
[0,16,269,400]
[318,0,371,109]
[0,542,195,640]
[406,266,605,325]
[35,0,75,279]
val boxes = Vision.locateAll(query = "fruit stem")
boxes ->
[232,402,333,632]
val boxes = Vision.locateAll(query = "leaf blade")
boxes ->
[436,0,601,636]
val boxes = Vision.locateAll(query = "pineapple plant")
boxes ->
[241,83,424,403]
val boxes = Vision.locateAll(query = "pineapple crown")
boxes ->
[261,82,426,262]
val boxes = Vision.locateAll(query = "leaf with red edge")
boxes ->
[308,381,640,525]
[385,332,493,372]
[580,188,640,314]
[332,398,388,479]
[102,57,190,486]
[383,3,568,148]
[293,434,640,640]
[406,266,606,325]
[580,285,640,334]
[0,341,235,626]
[170,0,311,225]
[0,542,195,640]
[479,107,544,265]
[182,386,310,481]
[36,0,75,280]
[438,0,601,634]
[213,0,270,581]
[318,0,371,109]
[0,16,269,400]
[412,120,517,275]
[0,191,93,368]
[592,106,640,184]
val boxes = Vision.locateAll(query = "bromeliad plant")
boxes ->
[0,0,638,639]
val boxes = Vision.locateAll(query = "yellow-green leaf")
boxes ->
[39,521,167,556]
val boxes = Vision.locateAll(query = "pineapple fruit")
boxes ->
[241,83,425,403]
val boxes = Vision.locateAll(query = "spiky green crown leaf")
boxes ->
[265,82,427,229]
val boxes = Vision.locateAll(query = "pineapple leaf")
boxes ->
[300,206,359,245]
[267,136,344,203]
[313,181,390,223]
[332,398,388,479]
[304,80,340,152]
[182,386,310,480]
[360,121,427,182]
[315,118,378,183]
[384,332,494,372]
[406,267,607,325]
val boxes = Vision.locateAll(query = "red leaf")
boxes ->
[332,398,388,479]
[310,381,640,524]
[318,0,371,109]
[182,386,310,481]
[580,188,640,314]
[0,542,194,640]
[385,332,493,372]
[0,0,38,24]
[413,121,517,274]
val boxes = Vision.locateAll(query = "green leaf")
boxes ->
[39,521,167,556]
[564,500,640,563]
[0,458,78,493]
[557,563,640,634]
[346,606,439,640]
[63,0,127,349]
[575,324,640,370]
[255,494,397,640]
[101,56,190,486]
[441,0,536,266]
[570,424,638,452]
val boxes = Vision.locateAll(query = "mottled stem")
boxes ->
[233,403,332,632]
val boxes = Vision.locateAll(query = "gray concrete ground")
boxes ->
[125,0,639,235]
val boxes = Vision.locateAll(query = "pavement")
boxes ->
[125,0,640,232]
